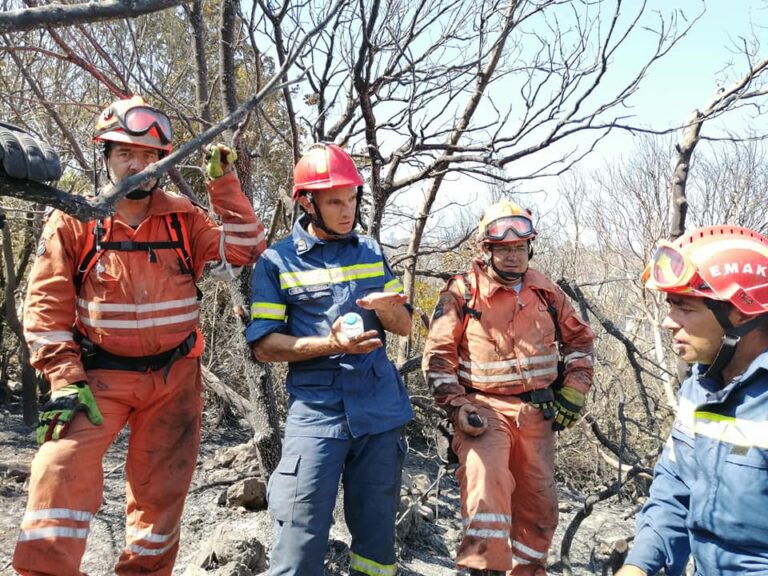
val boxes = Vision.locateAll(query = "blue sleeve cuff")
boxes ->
[244,320,288,345]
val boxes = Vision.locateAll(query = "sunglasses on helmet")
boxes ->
[483,215,535,242]
[116,105,173,145]
[643,241,701,292]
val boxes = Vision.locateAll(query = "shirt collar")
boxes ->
[292,214,359,255]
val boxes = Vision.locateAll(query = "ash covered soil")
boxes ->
[0,406,637,575]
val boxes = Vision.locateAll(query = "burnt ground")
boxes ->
[0,405,638,576]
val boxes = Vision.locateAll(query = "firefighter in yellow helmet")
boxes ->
[422,200,595,575]
[13,95,266,575]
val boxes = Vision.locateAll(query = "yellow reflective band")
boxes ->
[279,262,384,289]
[694,410,768,449]
[349,552,397,576]
[384,278,403,293]
[250,302,287,320]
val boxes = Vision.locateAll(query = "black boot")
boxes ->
[468,570,505,576]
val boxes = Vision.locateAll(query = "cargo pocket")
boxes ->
[267,454,301,523]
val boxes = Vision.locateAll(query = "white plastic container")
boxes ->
[340,312,365,338]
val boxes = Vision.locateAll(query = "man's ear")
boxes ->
[297,194,314,214]
[730,308,758,328]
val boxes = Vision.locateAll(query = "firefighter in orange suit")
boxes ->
[13,95,265,576]
[422,201,595,576]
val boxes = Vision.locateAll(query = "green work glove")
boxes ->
[37,382,104,444]
[552,386,585,431]
[205,144,238,179]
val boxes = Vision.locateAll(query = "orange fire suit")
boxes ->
[14,171,265,576]
[422,259,594,575]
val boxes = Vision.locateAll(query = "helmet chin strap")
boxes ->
[703,300,767,379]
[483,242,530,282]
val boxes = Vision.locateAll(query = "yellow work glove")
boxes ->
[205,144,238,179]
[36,382,104,444]
[552,386,585,431]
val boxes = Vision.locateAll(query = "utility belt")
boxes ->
[78,331,197,378]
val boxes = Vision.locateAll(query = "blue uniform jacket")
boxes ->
[245,217,413,439]
[626,352,768,575]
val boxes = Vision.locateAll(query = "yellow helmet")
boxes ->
[93,95,172,153]
[477,200,536,244]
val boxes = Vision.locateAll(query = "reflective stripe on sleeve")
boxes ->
[250,302,287,320]
[384,278,404,293]
[694,410,768,449]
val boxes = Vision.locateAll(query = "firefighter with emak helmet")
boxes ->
[618,226,768,576]
[423,200,595,576]
[13,96,266,575]
[246,143,413,576]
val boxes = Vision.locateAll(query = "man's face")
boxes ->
[107,143,160,191]
[662,294,724,364]
[484,241,529,277]
[301,186,357,236]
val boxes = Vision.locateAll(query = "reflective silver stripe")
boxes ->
[385,278,404,293]
[426,371,458,384]
[126,526,176,544]
[563,351,593,364]
[78,310,199,329]
[464,528,508,540]
[694,411,768,449]
[511,538,547,559]
[223,222,262,232]
[512,554,533,565]
[458,366,558,383]
[77,297,198,314]
[463,513,512,526]
[665,436,677,463]
[224,233,265,246]
[674,396,696,438]
[23,508,93,523]
[17,526,89,541]
[24,331,75,352]
[459,354,558,369]
[128,538,178,557]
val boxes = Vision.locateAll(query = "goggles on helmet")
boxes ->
[483,215,535,242]
[644,241,704,293]
[110,105,172,145]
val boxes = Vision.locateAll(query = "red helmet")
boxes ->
[93,95,172,153]
[292,142,363,199]
[644,225,768,315]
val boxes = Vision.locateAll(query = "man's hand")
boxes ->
[328,315,382,355]
[552,386,586,431]
[205,144,238,179]
[454,404,487,437]
[356,292,408,311]
[0,122,61,183]
[37,382,104,445]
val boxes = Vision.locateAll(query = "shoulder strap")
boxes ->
[455,271,481,334]
[532,287,560,344]
[164,213,194,277]
[74,217,111,292]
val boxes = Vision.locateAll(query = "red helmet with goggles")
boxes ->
[93,95,172,153]
[477,201,537,244]
[643,225,768,315]
[292,142,363,199]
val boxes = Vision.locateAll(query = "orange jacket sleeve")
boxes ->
[421,277,473,411]
[23,211,88,390]
[550,286,595,395]
[187,171,266,270]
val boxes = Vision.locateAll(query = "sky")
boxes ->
[389,0,768,241]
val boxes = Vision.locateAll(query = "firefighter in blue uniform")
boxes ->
[617,225,768,576]
[245,143,413,576]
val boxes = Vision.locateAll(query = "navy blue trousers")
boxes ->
[267,428,405,576]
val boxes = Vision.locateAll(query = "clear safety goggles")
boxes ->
[483,215,535,242]
[117,105,173,145]
[643,241,701,292]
